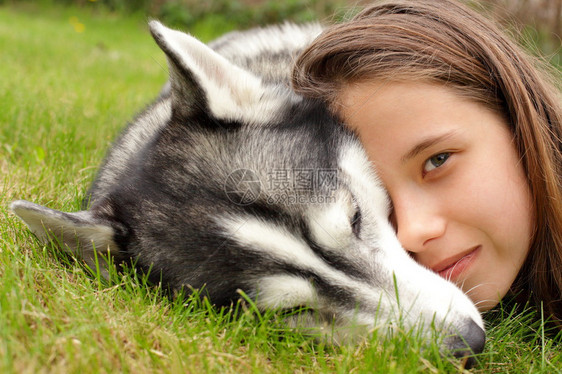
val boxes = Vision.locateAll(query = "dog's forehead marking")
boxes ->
[337,141,390,216]
[305,190,354,251]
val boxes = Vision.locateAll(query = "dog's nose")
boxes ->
[446,319,486,369]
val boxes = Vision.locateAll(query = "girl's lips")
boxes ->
[433,246,481,282]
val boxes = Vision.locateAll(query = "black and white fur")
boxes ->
[11,21,485,360]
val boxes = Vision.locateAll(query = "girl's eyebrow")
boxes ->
[401,130,459,163]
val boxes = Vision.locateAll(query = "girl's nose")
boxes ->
[391,196,446,254]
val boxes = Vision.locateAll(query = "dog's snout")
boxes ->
[446,318,486,369]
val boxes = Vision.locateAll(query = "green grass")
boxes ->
[0,3,560,373]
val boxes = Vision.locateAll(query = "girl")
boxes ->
[292,0,562,325]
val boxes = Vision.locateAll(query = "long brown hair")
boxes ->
[292,0,562,325]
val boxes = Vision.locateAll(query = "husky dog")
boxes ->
[11,21,485,362]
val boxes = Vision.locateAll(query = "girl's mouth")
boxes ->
[433,246,481,282]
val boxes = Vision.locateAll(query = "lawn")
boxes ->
[0,3,560,373]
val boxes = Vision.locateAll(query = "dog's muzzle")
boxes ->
[446,318,486,369]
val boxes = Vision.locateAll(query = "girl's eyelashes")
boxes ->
[423,152,451,175]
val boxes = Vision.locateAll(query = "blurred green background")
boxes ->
[2,0,561,69]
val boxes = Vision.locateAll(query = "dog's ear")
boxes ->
[11,200,117,278]
[149,21,289,125]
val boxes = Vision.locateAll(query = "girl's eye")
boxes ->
[423,152,450,174]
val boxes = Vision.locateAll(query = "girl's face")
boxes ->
[338,81,534,311]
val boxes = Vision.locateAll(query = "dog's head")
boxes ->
[12,21,484,364]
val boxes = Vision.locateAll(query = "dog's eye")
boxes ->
[351,206,362,238]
